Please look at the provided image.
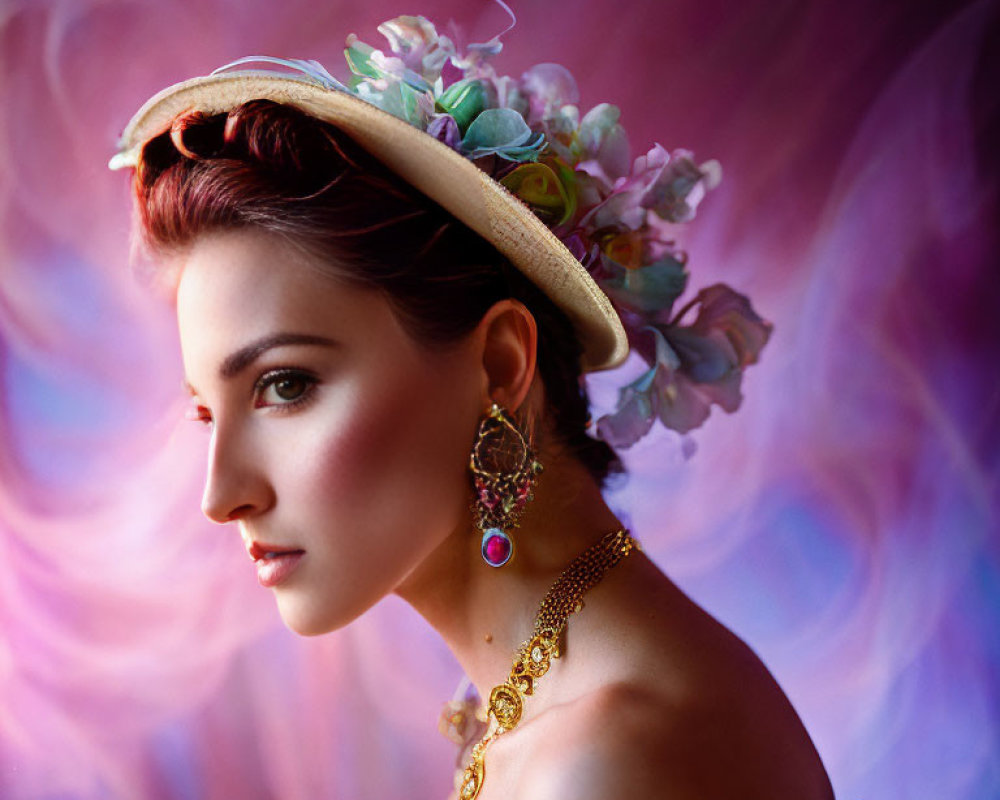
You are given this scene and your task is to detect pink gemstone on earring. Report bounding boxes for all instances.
[481,528,512,567]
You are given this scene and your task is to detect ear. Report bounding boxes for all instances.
[475,299,538,412]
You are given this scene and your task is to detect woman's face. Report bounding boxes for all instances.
[174,227,484,635]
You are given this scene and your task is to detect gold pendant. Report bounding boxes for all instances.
[453,530,637,800]
[488,683,524,730]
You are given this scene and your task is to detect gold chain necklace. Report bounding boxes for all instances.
[457,528,639,800]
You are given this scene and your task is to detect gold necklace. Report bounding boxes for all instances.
[457,528,639,800]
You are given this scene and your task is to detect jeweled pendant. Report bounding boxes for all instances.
[481,527,513,567]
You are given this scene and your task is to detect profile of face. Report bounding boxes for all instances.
[173,227,490,635]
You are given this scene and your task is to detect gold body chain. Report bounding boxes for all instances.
[457,528,639,799]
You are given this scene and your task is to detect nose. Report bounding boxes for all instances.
[200,422,274,523]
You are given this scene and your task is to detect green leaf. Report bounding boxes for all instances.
[436,79,488,133]
[463,108,531,149]
[460,108,545,161]
[344,40,382,80]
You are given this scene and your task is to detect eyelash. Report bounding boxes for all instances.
[252,368,319,412]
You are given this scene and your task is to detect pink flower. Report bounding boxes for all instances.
[519,63,580,126]
[376,15,455,82]
[596,285,773,444]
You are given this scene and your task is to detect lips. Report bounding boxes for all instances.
[246,541,306,588]
[248,541,305,562]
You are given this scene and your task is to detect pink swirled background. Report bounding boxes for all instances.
[2,0,998,797]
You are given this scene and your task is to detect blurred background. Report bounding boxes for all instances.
[1,0,998,797]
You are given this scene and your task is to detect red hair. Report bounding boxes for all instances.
[132,99,622,482]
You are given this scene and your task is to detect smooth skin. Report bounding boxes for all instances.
[174,227,834,800]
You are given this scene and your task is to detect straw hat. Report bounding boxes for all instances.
[109,70,629,372]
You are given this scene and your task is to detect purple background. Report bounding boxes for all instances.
[1,0,998,797]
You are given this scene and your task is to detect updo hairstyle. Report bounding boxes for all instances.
[132,99,622,485]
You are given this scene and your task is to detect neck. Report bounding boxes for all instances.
[392,447,624,703]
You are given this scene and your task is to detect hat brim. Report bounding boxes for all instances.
[109,71,628,372]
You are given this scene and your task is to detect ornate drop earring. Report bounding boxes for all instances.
[468,403,543,567]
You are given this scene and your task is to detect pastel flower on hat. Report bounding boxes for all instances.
[212,12,773,449]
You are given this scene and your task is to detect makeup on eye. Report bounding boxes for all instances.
[182,366,319,424]
[253,367,319,410]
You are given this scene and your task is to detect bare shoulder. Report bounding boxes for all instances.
[516,683,834,800]
[514,684,684,799]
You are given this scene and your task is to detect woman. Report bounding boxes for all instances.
[109,12,834,799]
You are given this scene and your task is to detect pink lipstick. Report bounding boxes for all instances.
[248,542,305,588]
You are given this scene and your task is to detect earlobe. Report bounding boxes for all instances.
[478,299,538,412]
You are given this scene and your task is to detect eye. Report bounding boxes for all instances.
[254,368,318,409]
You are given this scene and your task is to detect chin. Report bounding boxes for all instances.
[274,592,369,637]
[281,615,331,638]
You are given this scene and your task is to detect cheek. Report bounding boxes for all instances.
[294,363,477,552]
[264,354,480,635]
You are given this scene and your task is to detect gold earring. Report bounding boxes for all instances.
[468,403,543,567]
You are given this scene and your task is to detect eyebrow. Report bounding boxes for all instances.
[184,332,338,396]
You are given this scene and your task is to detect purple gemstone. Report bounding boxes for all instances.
[481,528,512,567]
